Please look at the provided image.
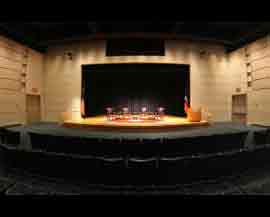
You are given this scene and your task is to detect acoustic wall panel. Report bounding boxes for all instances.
[252,56,270,71]
[253,78,270,90]
[0,36,44,126]
[253,67,270,80]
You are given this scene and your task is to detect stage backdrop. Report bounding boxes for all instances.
[82,63,190,117]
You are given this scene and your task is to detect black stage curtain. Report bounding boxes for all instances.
[82,64,190,117]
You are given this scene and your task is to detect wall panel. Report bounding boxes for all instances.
[43,40,230,122]
[0,35,44,126]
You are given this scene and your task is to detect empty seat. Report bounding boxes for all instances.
[141,138,162,157]
[31,152,99,182]
[183,155,209,183]
[249,144,270,168]
[59,136,85,155]
[162,137,199,157]
[215,132,248,151]
[99,138,122,157]
[254,130,268,146]
[46,135,68,153]
[127,157,158,185]
[29,133,48,151]
[267,129,270,144]
[158,156,190,185]
[196,151,240,180]
[121,139,142,157]
[96,157,126,185]
[78,137,100,156]
[45,135,98,156]
[0,128,20,147]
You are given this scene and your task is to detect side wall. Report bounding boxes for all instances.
[0,35,44,126]
[43,40,231,122]
[229,35,270,125]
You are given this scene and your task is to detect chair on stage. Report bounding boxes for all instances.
[122,107,130,120]
[106,107,113,121]
[157,107,165,120]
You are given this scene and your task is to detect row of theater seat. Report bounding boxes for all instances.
[29,132,248,158]
[0,128,20,148]
[3,144,270,185]
[1,128,270,185]
[253,128,270,146]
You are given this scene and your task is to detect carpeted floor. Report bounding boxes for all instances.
[2,165,270,195]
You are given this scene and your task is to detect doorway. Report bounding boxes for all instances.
[232,94,247,124]
[26,94,41,124]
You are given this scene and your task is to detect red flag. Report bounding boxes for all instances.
[184,96,189,113]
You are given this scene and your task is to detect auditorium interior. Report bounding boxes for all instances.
[1,21,270,195]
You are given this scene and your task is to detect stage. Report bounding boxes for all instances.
[63,115,209,132]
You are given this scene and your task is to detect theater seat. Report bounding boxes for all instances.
[254,130,268,146]
[141,138,162,157]
[0,128,20,147]
[46,135,68,154]
[96,157,126,186]
[203,133,245,155]
[267,129,270,144]
[249,144,270,169]
[162,137,199,157]
[127,157,158,185]
[29,133,48,151]
[121,139,142,157]
[99,138,122,157]
[196,152,239,180]
[79,137,101,156]
[158,156,190,185]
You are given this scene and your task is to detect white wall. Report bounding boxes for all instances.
[43,39,232,122]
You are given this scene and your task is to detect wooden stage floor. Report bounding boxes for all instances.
[63,115,209,131]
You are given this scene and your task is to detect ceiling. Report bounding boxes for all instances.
[0,21,270,53]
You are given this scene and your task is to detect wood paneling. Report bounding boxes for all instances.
[253,67,270,80]
[229,35,270,125]
[0,35,44,126]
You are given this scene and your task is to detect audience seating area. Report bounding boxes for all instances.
[28,132,248,158]
[0,125,270,186]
